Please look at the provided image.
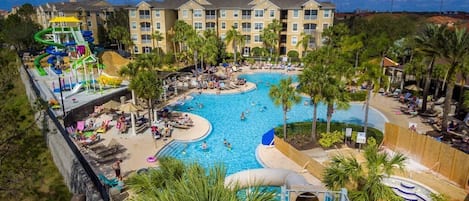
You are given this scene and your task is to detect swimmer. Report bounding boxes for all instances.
[304,100,309,106]
[227,143,232,150]
[245,109,250,114]
[187,106,194,111]
[223,139,228,146]
[201,141,208,150]
[198,103,204,108]
[240,112,245,120]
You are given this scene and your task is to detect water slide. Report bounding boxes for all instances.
[65,83,83,99]
[224,168,311,190]
[33,28,65,76]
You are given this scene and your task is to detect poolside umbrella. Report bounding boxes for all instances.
[119,102,141,135]
[405,84,422,91]
[102,100,120,111]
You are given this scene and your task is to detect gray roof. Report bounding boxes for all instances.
[269,0,308,9]
[39,0,119,12]
[201,0,253,9]
[145,0,188,9]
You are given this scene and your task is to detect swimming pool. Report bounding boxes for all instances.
[157,73,387,175]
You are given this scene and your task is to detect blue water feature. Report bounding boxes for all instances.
[158,73,387,175]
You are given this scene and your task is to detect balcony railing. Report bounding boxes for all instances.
[304,15,317,20]
[242,28,251,32]
[139,15,150,19]
[206,15,216,20]
[140,27,151,32]
[304,29,316,34]
[242,15,251,19]
[141,40,151,44]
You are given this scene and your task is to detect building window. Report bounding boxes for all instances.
[131,34,138,42]
[292,23,298,32]
[221,22,226,29]
[206,22,216,29]
[304,10,318,20]
[254,35,262,43]
[244,35,251,44]
[139,10,150,19]
[134,46,139,53]
[233,23,238,29]
[156,22,161,30]
[131,21,137,29]
[254,10,264,18]
[220,34,226,40]
[58,12,64,16]
[86,11,91,16]
[254,23,263,31]
[292,36,298,45]
[242,10,251,19]
[140,22,151,32]
[141,35,151,44]
[269,10,275,18]
[143,46,152,53]
[87,20,92,27]
[183,10,188,18]
[155,10,160,17]
[303,23,317,34]
[242,23,251,32]
[323,23,329,30]
[220,10,226,18]
[293,10,299,18]
[323,9,330,18]
[130,10,136,17]
[194,22,203,30]
[194,9,202,18]
[233,10,239,18]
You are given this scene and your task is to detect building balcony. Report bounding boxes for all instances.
[141,40,151,44]
[140,27,151,32]
[304,29,316,34]
[206,15,216,20]
[242,15,251,20]
[242,28,251,32]
[304,15,317,20]
[139,15,150,19]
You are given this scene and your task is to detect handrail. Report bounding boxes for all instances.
[21,64,109,201]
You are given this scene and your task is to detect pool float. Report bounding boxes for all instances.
[146,156,157,163]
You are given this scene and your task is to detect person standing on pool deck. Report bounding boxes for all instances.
[112,159,123,180]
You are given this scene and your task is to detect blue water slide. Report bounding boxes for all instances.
[64,41,76,46]
[46,46,68,56]
[81,30,95,43]
[47,55,63,75]
[47,55,56,65]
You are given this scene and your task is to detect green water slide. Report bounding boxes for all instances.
[33,53,49,76]
[34,28,64,48]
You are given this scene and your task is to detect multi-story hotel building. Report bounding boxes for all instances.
[129,0,335,56]
[35,0,125,44]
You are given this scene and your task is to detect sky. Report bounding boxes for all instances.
[2,0,469,12]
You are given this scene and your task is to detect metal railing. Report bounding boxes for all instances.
[22,65,109,201]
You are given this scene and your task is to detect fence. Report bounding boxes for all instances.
[383,123,469,188]
[274,136,325,180]
[21,65,109,201]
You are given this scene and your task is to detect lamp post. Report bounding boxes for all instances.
[58,76,66,116]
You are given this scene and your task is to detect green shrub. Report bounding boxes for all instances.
[367,136,376,146]
[318,131,344,148]
[348,91,367,101]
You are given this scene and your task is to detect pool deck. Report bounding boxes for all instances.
[82,66,466,200]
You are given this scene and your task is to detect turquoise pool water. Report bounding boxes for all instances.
[157,73,387,175]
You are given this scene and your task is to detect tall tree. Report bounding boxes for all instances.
[269,77,301,139]
[297,32,315,56]
[414,24,445,112]
[152,30,164,55]
[108,26,130,51]
[358,61,388,134]
[439,27,469,131]
[129,71,163,123]
[323,145,406,201]
[225,26,243,65]
[266,19,282,63]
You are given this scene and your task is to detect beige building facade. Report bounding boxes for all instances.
[129,0,334,56]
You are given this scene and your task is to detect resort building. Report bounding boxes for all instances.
[128,0,335,56]
[35,0,126,44]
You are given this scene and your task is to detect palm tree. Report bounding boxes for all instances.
[439,27,469,131]
[119,62,140,104]
[414,24,445,112]
[152,30,164,55]
[323,145,407,201]
[127,157,276,201]
[201,29,220,66]
[269,77,301,139]
[261,28,277,63]
[186,29,203,77]
[108,26,129,51]
[225,26,243,65]
[129,71,163,123]
[167,27,178,62]
[297,32,315,56]
[267,19,282,63]
[358,61,388,134]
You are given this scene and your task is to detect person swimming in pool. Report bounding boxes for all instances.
[227,143,232,150]
[240,112,245,120]
[223,139,228,146]
[202,141,208,150]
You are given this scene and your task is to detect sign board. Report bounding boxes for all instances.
[345,128,352,137]
[356,132,366,144]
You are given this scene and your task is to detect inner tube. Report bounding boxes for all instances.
[147,156,157,163]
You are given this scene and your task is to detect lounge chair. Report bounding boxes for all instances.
[98,173,123,191]
[96,120,110,133]
[76,121,85,132]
